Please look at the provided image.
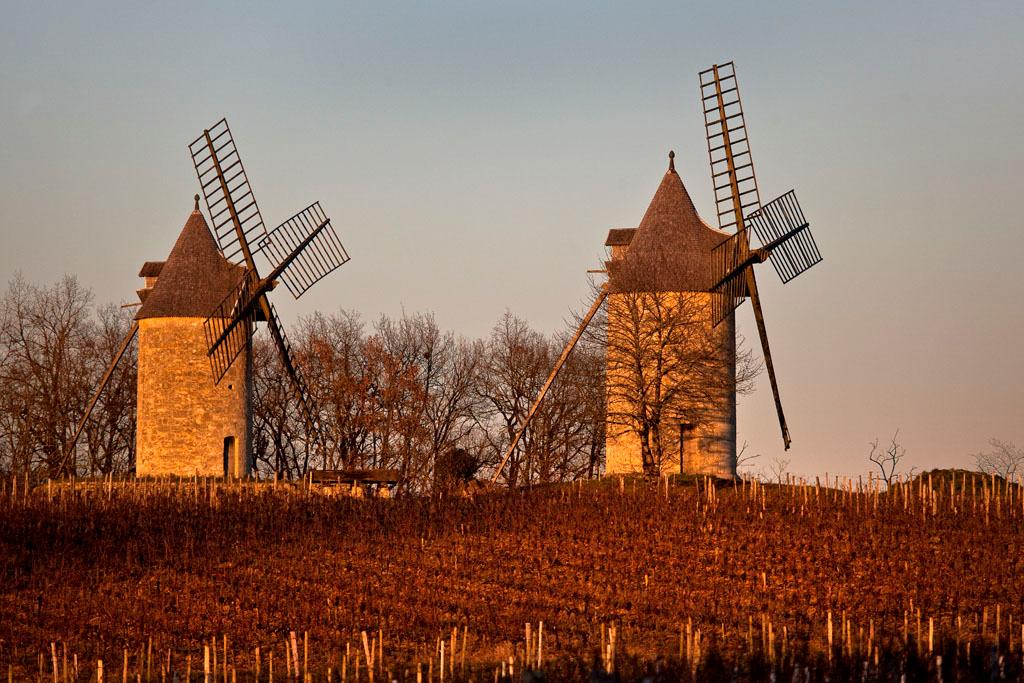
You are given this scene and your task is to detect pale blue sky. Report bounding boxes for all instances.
[2,1,1022,477]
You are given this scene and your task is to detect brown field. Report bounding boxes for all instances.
[1,474,1023,681]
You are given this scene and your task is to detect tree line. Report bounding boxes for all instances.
[12,274,1011,490]
[0,275,605,490]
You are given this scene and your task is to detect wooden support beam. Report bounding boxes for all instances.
[63,321,139,471]
[490,285,608,486]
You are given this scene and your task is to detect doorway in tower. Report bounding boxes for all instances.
[679,423,695,474]
[223,436,236,478]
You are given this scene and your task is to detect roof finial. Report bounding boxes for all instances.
[193,194,200,212]
[668,150,676,173]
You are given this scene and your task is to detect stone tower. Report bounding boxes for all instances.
[603,154,737,478]
[134,200,252,477]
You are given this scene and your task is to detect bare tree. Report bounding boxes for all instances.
[566,337,605,480]
[361,330,429,485]
[868,429,906,487]
[735,441,761,479]
[767,457,791,484]
[973,438,1023,479]
[421,335,484,473]
[476,311,549,486]
[0,275,98,477]
[252,333,304,478]
[519,335,603,484]
[299,310,375,474]
[80,303,137,475]
[475,311,605,486]
[279,310,485,492]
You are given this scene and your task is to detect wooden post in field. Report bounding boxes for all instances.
[460,626,467,673]
[290,633,299,680]
[827,611,833,661]
[203,646,210,683]
[537,621,543,670]
[360,631,373,683]
[524,623,531,668]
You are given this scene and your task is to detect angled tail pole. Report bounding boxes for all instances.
[490,286,608,486]
[64,321,139,470]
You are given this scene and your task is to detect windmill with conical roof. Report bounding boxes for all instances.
[131,199,257,476]
[601,151,740,476]
[489,61,821,483]
[69,119,349,477]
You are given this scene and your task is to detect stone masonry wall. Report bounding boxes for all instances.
[136,317,251,477]
[604,291,736,478]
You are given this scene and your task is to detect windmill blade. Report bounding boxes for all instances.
[744,268,792,450]
[710,228,750,327]
[257,202,350,299]
[700,61,762,232]
[189,118,267,265]
[747,190,822,284]
[64,321,139,468]
[264,301,324,453]
[204,269,261,384]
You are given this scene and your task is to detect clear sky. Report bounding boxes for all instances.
[2,1,1022,478]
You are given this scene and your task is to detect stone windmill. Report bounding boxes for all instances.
[490,61,821,483]
[70,119,349,477]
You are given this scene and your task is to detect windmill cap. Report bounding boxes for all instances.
[606,155,726,293]
[135,201,246,319]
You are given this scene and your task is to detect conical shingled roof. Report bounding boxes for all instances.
[608,157,728,293]
[136,206,246,320]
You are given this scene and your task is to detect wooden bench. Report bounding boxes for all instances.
[310,469,400,490]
